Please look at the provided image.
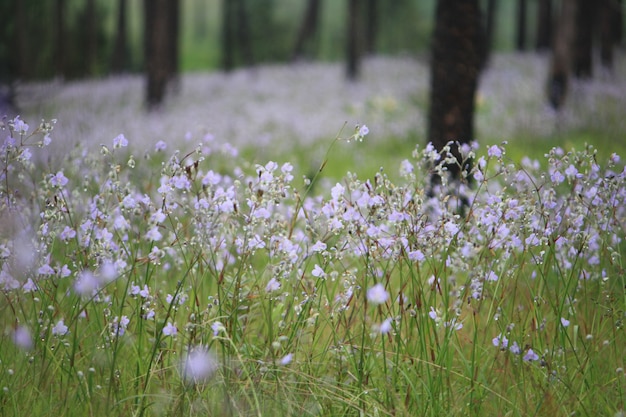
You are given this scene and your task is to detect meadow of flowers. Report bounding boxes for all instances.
[1,54,626,416]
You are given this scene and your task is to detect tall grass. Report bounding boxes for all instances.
[0,116,624,416]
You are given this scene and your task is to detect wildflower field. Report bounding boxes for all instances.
[1,54,626,416]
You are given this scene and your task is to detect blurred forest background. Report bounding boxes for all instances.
[0,1,622,80]
[0,0,624,167]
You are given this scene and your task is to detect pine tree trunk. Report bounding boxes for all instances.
[547,0,577,109]
[536,0,552,51]
[346,0,363,80]
[145,0,169,110]
[516,0,527,50]
[427,0,484,178]
[111,0,128,73]
[573,0,596,79]
[292,0,321,60]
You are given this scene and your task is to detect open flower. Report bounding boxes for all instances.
[366,283,389,305]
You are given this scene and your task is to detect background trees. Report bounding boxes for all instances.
[427,0,485,177]
[0,1,622,114]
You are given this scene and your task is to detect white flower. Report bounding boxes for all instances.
[52,320,69,336]
[280,353,293,365]
[311,264,326,278]
[366,283,389,305]
[163,322,178,337]
[265,277,281,293]
[379,318,393,334]
[181,346,218,383]
[50,171,69,187]
[113,134,128,148]
[13,326,33,350]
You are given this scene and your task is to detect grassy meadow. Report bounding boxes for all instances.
[1,53,626,416]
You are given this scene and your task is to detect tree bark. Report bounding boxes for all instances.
[573,0,596,79]
[346,0,363,80]
[427,0,485,178]
[85,0,98,76]
[55,0,67,77]
[111,0,129,74]
[364,0,378,54]
[482,0,497,67]
[144,0,169,110]
[516,0,527,50]
[292,0,321,60]
[535,0,552,51]
[547,0,577,109]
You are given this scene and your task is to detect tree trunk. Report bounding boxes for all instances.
[483,0,497,67]
[427,0,485,178]
[346,0,363,80]
[144,0,169,110]
[235,0,254,67]
[55,0,67,77]
[85,0,98,76]
[364,0,378,54]
[15,0,29,79]
[167,0,180,91]
[535,0,552,51]
[292,0,321,60]
[547,0,577,109]
[573,0,596,79]
[111,0,129,74]
[599,0,614,69]
[516,0,527,50]
[221,0,235,71]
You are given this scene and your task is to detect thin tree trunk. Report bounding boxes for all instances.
[111,0,128,73]
[235,0,254,67]
[346,0,363,80]
[483,0,497,66]
[573,0,595,79]
[428,0,485,179]
[599,0,614,70]
[167,0,181,91]
[221,0,235,71]
[364,0,378,54]
[536,0,552,51]
[85,0,98,76]
[145,0,169,110]
[547,0,577,109]
[55,0,66,77]
[516,0,527,50]
[292,0,321,60]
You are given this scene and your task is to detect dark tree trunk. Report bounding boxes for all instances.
[547,0,576,109]
[144,0,169,110]
[85,0,98,76]
[483,0,497,67]
[167,0,181,90]
[536,0,552,51]
[599,0,614,69]
[15,0,29,79]
[573,0,596,79]
[428,0,485,178]
[221,0,235,71]
[55,0,67,77]
[613,0,623,45]
[364,0,378,54]
[111,0,129,74]
[221,0,253,71]
[236,0,254,67]
[516,0,527,50]
[346,0,363,80]
[292,0,321,60]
